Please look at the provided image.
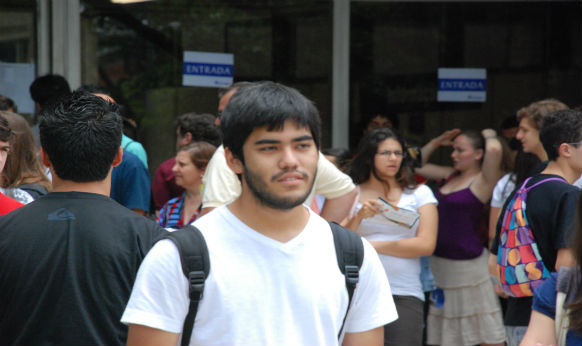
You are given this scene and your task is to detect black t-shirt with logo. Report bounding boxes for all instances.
[0,192,166,345]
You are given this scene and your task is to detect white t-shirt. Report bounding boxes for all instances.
[122,206,396,346]
[353,184,437,301]
[202,145,355,208]
[491,173,516,208]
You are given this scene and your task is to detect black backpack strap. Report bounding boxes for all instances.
[328,221,364,340]
[163,225,210,346]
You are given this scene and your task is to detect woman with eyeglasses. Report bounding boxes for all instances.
[415,128,506,346]
[343,127,438,346]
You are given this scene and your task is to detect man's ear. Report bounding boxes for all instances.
[112,146,123,167]
[39,147,51,168]
[183,132,193,145]
[558,142,573,159]
[224,147,243,174]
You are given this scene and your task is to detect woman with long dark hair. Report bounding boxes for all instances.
[343,128,438,346]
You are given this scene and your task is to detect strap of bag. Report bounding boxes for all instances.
[555,267,576,346]
[163,225,210,346]
[123,137,135,150]
[523,176,567,191]
[329,221,364,340]
[555,291,568,346]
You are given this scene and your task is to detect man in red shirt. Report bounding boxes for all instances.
[0,114,24,214]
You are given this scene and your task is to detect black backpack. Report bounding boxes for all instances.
[164,221,364,346]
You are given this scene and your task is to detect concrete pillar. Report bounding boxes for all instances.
[49,0,81,88]
[332,0,350,148]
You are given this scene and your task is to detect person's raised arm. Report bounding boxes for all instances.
[126,324,179,346]
[472,129,503,202]
[415,129,460,180]
[371,202,438,258]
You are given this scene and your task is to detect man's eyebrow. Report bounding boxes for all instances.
[254,139,280,145]
[253,135,313,145]
[293,135,314,142]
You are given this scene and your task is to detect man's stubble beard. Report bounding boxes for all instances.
[243,164,317,210]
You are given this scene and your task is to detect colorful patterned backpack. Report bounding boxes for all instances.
[496,176,567,297]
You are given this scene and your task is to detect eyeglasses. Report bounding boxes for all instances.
[566,141,582,147]
[376,150,404,158]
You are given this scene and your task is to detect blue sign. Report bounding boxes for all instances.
[183,63,233,77]
[183,51,234,88]
[437,68,487,102]
[438,79,486,92]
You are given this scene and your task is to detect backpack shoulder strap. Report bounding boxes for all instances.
[525,176,567,191]
[555,267,575,346]
[163,225,210,346]
[328,221,364,339]
[123,137,136,150]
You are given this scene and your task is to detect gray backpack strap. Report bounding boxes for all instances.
[163,225,210,346]
[329,221,364,340]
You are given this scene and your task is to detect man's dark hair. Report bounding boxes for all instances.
[321,147,351,170]
[29,74,71,110]
[500,115,518,130]
[0,114,13,143]
[221,81,321,162]
[76,84,110,96]
[539,109,582,161]
[0,95,17,112]
[176,112,221,147]
[39,91,122,182]
[217,81,254,100]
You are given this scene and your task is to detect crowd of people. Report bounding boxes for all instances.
[0,75,580,346]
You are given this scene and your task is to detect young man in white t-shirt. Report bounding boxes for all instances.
[121,81,397,346]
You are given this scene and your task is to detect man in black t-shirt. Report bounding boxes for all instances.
[0,92,166,346]
[489,109,582,346]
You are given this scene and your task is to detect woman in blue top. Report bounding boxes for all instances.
[158,142,216,228]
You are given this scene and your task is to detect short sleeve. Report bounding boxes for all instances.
[121,239,190,333]
[312,154,355,199]
[531,272,558,319]
[125,141,149,169]
[201,146,242,208]
[110,151,151,212]
[491,174,513,208]
[414,184,438,208]
[343,239,398,334]
[553,188,579,249]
